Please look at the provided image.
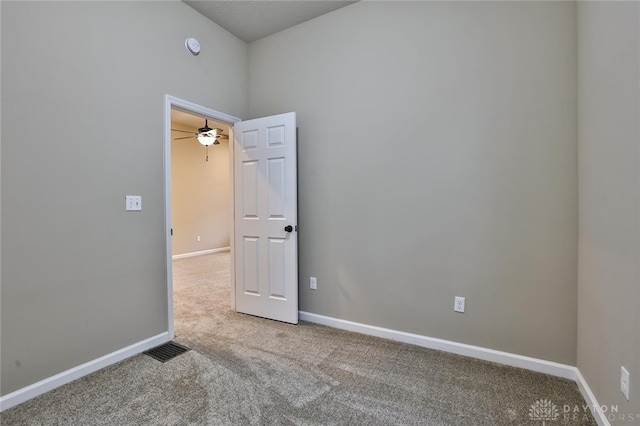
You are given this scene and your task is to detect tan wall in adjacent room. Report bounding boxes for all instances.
[171,121,230,256]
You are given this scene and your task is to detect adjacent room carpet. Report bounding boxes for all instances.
[1,252,596,425]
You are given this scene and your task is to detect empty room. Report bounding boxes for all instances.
[1,1,639,425]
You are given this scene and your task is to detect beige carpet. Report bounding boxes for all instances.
[1,252,596,425]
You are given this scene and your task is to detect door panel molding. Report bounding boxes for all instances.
[233,112,298,324]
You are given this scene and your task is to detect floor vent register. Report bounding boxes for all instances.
[144,341,190,363]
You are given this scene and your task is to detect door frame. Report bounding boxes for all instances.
[163,95,241,338]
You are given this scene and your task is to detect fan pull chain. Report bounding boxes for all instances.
[206,145,209,162]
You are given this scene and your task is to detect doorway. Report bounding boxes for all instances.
[170,110,230,259]
[164,95,241,338]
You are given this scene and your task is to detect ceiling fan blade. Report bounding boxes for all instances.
[174,136,195,140]
[171,129,194,134]
[211,128,225,134]
[218,135,229,139]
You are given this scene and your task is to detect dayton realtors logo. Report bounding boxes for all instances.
[529,399,560,425]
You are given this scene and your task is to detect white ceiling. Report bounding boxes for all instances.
[183,0,358,43]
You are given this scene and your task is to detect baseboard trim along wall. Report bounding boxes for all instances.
[575,369,610,426]
[298,311,610,426]
[0,312,609,426]
[0,332,169,412]
[171,247,230,260]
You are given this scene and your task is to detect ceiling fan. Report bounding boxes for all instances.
[172,119,228,162]
[171,119,228,146]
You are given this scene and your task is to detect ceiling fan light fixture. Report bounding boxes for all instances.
[197,134,215,146]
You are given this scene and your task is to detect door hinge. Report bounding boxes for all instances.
[171,228,173,236]
[295,225,299,232]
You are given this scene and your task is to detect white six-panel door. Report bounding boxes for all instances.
[233,112,298,324]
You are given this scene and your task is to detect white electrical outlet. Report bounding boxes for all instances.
[196,236,201,242]
[454,296,465,313]
[621,366,630,400]
[310,277,317,290]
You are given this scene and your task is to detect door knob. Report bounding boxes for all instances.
[284,225,293,232]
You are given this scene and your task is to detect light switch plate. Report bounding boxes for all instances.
[125,195,142,211]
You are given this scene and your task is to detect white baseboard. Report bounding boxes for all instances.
[299,311,576,379]
[575,369,611,426]
[172,247,230,260]
[1,311,608,425]
[0,332,169,412]
[299,311,610,425]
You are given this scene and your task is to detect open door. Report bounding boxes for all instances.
[233,112,298,324]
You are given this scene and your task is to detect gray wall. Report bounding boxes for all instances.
[249,1,578,364]
[1,1,247,395]
[577,1,640,421]
[8,0,637,409]
[171,121,231,256]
